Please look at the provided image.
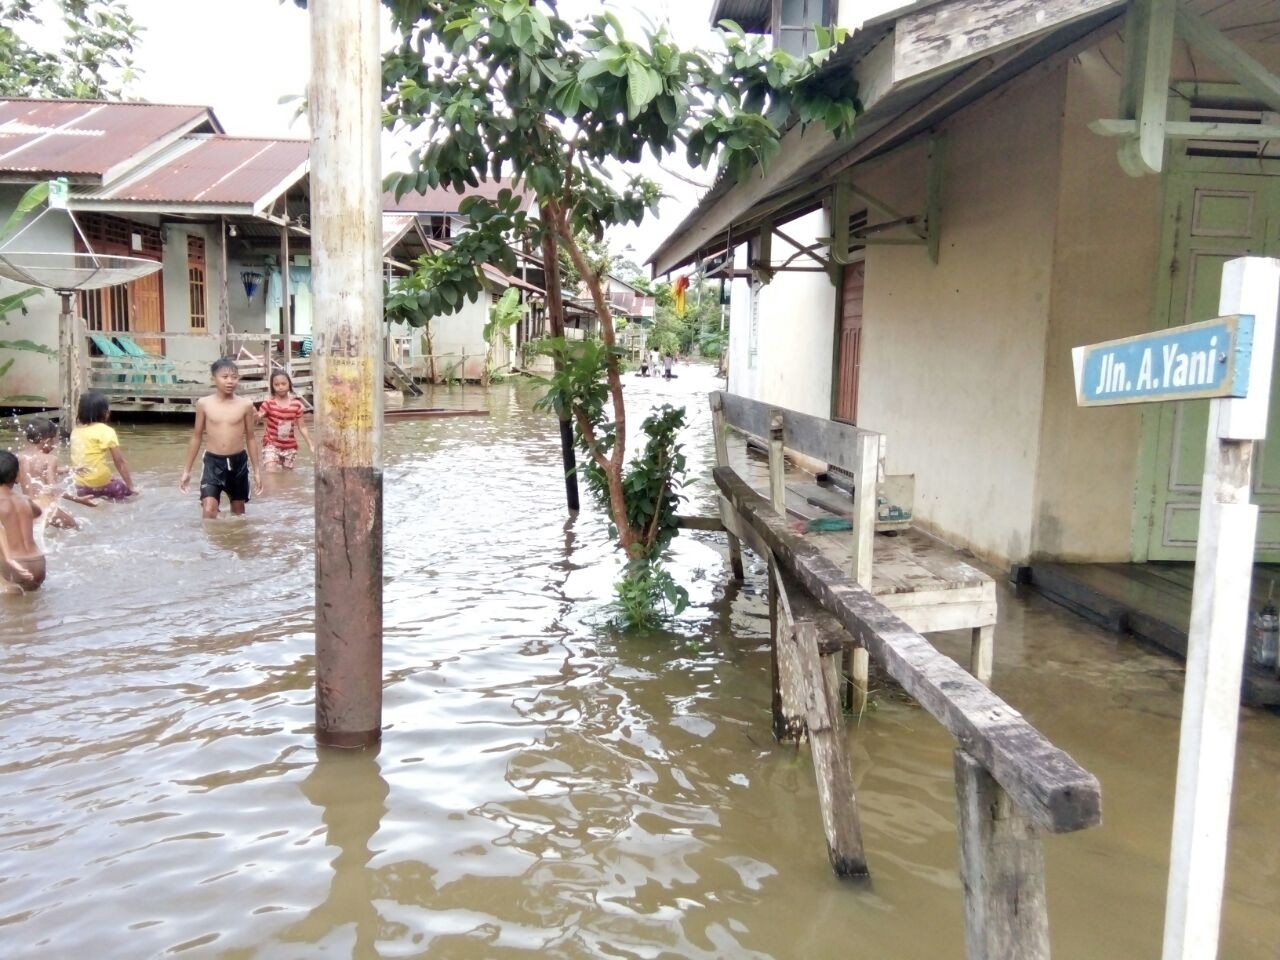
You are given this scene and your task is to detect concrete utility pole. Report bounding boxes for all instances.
[309,0,383,748]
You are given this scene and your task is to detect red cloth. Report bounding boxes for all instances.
[260,397,304,450]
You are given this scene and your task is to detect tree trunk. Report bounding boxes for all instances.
[539,212,580,513]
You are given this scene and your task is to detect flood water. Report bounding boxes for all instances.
[1,364,1277,958]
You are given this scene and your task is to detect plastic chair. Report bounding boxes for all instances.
[115,335,178,384]
[87,333,134,386]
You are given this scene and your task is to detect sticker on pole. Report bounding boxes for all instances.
[1073,314,1253,406]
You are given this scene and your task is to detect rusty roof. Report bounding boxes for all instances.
[70,135,309,214]
[383,177,534,214]
[0,98,219,184]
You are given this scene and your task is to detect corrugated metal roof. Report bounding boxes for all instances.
[382,213,418,253]
[383,178,534,214]
[71,135,309,213]
[0,99,218,183]
[711,0,770,32]
[424,237,544,294]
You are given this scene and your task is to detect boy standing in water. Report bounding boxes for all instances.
[0,450,44,592]
[178,358,263,518]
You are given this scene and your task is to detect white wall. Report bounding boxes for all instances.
[429,295,491,381]
[725,209,837,419]
[160,222,222,371]
[856,61,1066,565]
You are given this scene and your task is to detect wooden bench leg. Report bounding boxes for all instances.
[850,646,870,717]
[799,621,868,877]
[954,749,1049,960]
[727,529,745,581]
[971,624,994,686]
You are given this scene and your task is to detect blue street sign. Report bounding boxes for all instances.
[1073,314,1254,407]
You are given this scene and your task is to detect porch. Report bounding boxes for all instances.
[87,330,313,414]
[1023,561,1280,707]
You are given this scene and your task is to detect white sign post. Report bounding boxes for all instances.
[1161,257,1278,960]
[1074,257,1280,960]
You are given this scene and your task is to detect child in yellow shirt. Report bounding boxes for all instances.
[70,391,135,500]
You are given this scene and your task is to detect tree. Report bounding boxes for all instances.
[0,1,142,99]
[382,1,857,617]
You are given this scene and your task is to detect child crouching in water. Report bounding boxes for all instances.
[0,450,44,592]
[18,416,94,528]
[70,391,134,499]
[257,371,311,472]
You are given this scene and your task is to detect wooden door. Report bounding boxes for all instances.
[128,271,165,355]
[1147,172,1280,559]
[834,260,864,424]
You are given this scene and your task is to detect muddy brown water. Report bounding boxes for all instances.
[1,365,1277,958]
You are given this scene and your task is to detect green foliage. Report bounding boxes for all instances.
[614,558,689,631]
[0,183,57,401]
[482,286,526,345]
[381,0,859,319]
[650,278,724,356]
[0,1,141,99]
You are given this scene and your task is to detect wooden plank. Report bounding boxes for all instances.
[710,393,745,581]
[773,560,868,877]
[1117,0,1176,176]
[851,431,879,589]
[799,618,869,877]
[674,514,726,531]
[893,0,1122,85]
[1091,118,1280,140]
[955,749,1050,960]
[715,390,880,475]
[768,411,786,516]
[716,466,1102,834]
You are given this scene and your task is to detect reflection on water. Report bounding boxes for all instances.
[1,365,1277,958]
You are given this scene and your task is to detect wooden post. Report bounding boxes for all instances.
[539,218,579,512]
[850,646,869,716]
[850,431,878,587]
[710,392,744,580]
[279,212,292,375]
[771,556,868,876]
[768,411,786,516]
[57,291,80,432]
[971,625,994,685]
[1162,257,1279,960]
[955,749,1050,960]
[310,0,383,749]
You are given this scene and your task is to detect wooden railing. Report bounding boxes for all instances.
[708,390,1100,958]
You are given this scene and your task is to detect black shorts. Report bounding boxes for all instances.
[200,450,251,503]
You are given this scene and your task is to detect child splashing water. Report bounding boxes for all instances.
[17,416,93,529]
[70,392,135,500]
[256,371,311,472]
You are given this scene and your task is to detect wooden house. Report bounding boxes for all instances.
[651,0,1280,576]
[0,98,312,411]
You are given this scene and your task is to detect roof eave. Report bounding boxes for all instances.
[649,0,1127,276]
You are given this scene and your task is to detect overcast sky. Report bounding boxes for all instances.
[124,0,723,266]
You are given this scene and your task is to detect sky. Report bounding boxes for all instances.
[122,0,724,267]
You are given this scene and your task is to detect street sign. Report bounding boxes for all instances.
[1072,314,1253,407]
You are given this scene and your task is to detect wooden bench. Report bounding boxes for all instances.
[710,390,997,683]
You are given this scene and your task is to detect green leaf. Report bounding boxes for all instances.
[1,181,49,241]
[0,338,56,356]
[626,58,654,117]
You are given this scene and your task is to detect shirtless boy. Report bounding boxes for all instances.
[0,450,44,592]
[178,358,263,517]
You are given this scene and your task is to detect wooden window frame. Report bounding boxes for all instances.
[187,234,207,330]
